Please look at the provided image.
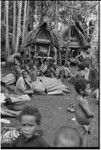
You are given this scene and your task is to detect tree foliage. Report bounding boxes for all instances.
[1,1,99,57]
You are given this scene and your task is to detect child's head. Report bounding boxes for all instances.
[22,70,28,79]
[74,79,88,96]
[43,59,47,65]
[65,62,70,68]
[78,63,85,71]
[54,126,82,147]
[18,105,41,139]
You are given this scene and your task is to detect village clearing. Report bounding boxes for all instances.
[1,66,99,147]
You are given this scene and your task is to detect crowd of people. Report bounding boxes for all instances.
[1,47,99,148]
[5,51,72,95]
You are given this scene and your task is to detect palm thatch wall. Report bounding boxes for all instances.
[62,21,91,50]
[23,22,60,50]
[22,22,60,63]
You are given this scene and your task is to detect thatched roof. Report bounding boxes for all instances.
[62,21,91,50]
[23,22,60,50]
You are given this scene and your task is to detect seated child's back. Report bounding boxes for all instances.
[54,126,82,147]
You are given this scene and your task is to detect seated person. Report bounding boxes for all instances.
[16,70,32,93]
[89,65,99,101]
[75,64,90,82]
[76,49,91,66]
[60,62,72,78]
[11,56,22,81]
[29,66,38,82]
[52,63,60,79]
[40,59,48,75]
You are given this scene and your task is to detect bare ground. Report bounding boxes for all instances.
[1,66,99,148]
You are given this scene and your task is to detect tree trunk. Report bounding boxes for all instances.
[39,2,44,26]
[12,1,16,53]
[66,2,72,63]
[15,1,22,53]
[55,1,58,30]
[26,0,29,35]
[34,0,38,29]
[0,1,1,55]
[22,1,27,45]
[5,1,9,58]
[35,1,37,18]
[90,3,99,69]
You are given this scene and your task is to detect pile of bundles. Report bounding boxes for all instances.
[1,127,20,145]
[1,52,71,116]
[35,76,71,95]
[0,93,30,117]
[1,73,71,96]
[1,52,71,95]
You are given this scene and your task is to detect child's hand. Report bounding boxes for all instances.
[90,113,94,118]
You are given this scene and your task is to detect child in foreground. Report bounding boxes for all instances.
[54,126,82,147]
[3,105,49,148]
[74,79,94,133]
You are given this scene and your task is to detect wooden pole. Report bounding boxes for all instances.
[22,1,27,44]
[48,46,50,57]
[5,1,10,57]
[55,1,58,30]
[26,0,29,35]
[0,1,1,55]
[65,6,71,63]
[12,1,16,53]
[35,44,36,55]
[15,1,22,53]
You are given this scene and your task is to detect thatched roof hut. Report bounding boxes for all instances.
[62,21,91,50]
[23,22,60,51]
[22,22,60,63]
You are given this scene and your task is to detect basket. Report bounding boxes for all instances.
[5,101,26,111]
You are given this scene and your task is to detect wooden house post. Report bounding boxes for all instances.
[35,44,36,55]
[48,45,50,57]
[54,47,57,64]
[66,1,73,63]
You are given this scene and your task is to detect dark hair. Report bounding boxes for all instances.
[78,63,85,71]
[74,79,87,94]
[43,59,47,63]
[18,105,41,125]
[20,51,24,56]
[54,126,82,147]
[14,55,22,65]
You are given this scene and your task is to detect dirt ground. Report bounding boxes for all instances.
[1,66,99,148]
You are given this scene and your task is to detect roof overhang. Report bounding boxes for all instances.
[36,38,51,44]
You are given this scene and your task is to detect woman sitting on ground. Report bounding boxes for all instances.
[16,70,32,94]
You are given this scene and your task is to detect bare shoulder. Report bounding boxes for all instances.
[76,95,87,104]
[76,95,83,101]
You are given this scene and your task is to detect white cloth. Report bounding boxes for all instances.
[2,73,16,85]
[31,81,45,93]
[16,76,27,92]
[37,76,70,94]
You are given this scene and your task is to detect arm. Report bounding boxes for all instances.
[75,55,81,65]
[79,99,93,117]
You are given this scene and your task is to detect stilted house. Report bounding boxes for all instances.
[62,21,91,61]
[22,22,60,64]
